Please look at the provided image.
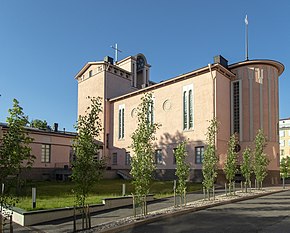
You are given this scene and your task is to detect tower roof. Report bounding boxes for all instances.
[229,59,284,76]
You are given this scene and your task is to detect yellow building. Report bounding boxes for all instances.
[279,118,290,161]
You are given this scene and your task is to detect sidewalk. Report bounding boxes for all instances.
[11,186,285,233]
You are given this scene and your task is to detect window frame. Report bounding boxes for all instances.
[195,146,204,164]
[125,152,131,165]
[183,84,194,130]
[155,149,163,165]
[112,152,118,165]
[41,144,51,163]
[118,104,125,139]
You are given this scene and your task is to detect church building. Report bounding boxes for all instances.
[75,53,284,184]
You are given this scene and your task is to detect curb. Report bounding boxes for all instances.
[98,189,287,233]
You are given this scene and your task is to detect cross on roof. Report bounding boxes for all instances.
[110,43,122,63]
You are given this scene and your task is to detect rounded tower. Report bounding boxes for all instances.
[229,60,284,183]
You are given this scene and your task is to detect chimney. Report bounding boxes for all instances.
[214,55,228,68]
[54,123,58,132]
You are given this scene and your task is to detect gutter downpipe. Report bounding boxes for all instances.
[208,64,217,149]
[103,62,108,161]
[208,64,216,119]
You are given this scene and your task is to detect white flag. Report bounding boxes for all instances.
[245,15,248,25]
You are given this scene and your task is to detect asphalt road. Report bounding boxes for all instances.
[119,190,290,233]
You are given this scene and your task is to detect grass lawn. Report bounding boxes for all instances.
[15,179,202,211]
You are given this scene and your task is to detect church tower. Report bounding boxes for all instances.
[75,53,151,158]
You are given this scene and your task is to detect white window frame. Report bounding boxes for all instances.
[118,104,125,139]
[183,84,194,130]
[280,140,285,147]
[155,149,163,165]
[280,130,285,137]
[41,144,51,163]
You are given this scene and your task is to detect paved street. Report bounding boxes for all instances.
[119,190,290,233]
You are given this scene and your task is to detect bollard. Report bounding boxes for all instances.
[173,180,177,207]
[32,187,36,209]
[122,184,126,196]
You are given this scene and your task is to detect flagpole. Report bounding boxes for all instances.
[245,15,249,60]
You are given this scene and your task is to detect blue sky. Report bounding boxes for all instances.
[0,0,289,131]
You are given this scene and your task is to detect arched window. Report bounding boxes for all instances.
[183,91,188,130]
[189,90,193,129]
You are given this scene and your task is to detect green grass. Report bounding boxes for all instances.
[15,179,202,211]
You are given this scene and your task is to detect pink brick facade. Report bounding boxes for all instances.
[76,55,284,184]
[0,123,76,180]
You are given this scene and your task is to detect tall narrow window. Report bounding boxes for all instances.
[189,90,193,129]
[122,108,124,138]
[173,148,177,164]
[41,144,51,163]
[155,149,163,165]
[195,146,204,164]
[183,91,188,129]
[112,153,118,165]
[118,104,125,139]
[125,152,131,165]
[233,81,240,134]
[147,98,154,125]
[183,85,194,130]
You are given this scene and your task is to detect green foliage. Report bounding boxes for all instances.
[202,118,219,192]
[30,119,49,130]
[241,147,252,191]
[71,96,105,207]
[0,99,34,209]
[175,141,190,195]
[224,134,238,192]
[280,156,290,179]
[252,129,269,188]
[130,92,160,207]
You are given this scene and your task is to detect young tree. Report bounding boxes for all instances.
[71,96,105,209]
[241,147,252,192]
[175,141,190,206]
[202,118,219,200]
[280,156,290,189]
[0,99,34,210]
[252,129,269,189]
[130,92,160,216]
[224,134,238,195]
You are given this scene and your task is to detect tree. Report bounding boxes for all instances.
[224,134,238,195]
[0,99,34,210]
[175,141,190,206]
[241,147,252,192]
[130,92,160,216]
[71,96,105,209]
[280,156,290,189]
[30,119,49,130]
[252,129,269,189]
[202,118,219,200]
